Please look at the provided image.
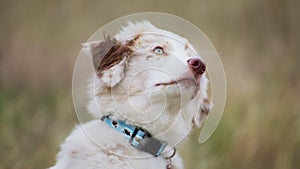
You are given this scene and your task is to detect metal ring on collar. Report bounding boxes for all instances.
[165,147,177,160]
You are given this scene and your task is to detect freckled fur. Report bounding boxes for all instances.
[51,21,212,169]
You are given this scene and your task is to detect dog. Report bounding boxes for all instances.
[50,21,212,169]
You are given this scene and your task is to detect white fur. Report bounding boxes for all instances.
[50,21,212,169]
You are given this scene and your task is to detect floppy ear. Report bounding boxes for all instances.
[192,76,213,127]
[193,97,213,127]
[82,36,132,87]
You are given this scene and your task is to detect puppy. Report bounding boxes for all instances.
[50,21,212,169]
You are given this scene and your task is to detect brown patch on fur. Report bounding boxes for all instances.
[126,34,141,47]
[90,35,116,70]
[185,43,189,50]
[146,55,153,60]
[70,150,78,158]
[96,86,112,96]
[90,34,141,77]
[96,37,130,72]
[201,98,211,116]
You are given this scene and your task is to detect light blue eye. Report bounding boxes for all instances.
[153,46,164,55]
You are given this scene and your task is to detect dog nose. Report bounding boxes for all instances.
[187,58,206,75]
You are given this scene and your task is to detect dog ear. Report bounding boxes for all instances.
[193,97,213,127]
[82,36,132,87]
[192,75,213,127]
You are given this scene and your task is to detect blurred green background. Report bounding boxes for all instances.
[0,0,299,169]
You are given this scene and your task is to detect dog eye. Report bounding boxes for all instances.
[153,46,164,55]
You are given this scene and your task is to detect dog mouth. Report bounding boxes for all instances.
[154,78,197,86]
[155,78,200,99]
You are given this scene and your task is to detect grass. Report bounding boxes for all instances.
[0,88,75,168]
[1,78,298,169]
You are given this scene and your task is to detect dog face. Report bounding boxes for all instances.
[84,21,211,126]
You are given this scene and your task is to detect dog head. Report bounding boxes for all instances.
[83,21,212,127]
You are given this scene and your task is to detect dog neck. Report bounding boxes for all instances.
[101,114,168,157]
[94,99,194,149]
[88,79,197,147]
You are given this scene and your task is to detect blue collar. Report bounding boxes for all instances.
[101,115,167,157]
